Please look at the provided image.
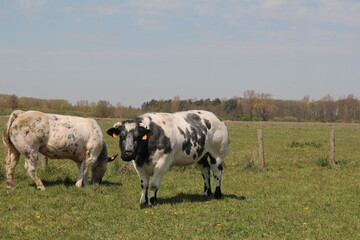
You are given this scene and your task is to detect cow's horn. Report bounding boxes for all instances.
[139,123,149,129]
[113,122,122,128]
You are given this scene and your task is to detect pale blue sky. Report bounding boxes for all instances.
[1,0,360,107]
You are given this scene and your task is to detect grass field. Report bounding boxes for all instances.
[0,116,359,239]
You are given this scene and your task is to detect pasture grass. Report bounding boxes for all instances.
[0,116,360,239]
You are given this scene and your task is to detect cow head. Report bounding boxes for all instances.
[107,121,150,162]
[91,143,118,184]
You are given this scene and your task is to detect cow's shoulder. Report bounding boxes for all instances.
[136,114,172,156]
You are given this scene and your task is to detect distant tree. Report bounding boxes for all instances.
[243,90,256,120]
[321,95,336,122]
[211,98,221,106]
[223,99,242,120]
[95,100,112,118]
[253,93,276,121]
[7,94,19,109]
[170,96,180,112]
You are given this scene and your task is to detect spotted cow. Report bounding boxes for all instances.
[107,110,229,206]
[3,110,116,190]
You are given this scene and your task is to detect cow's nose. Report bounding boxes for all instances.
[121,150,135,161]
[124,150,133,157]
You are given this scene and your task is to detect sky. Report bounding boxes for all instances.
[1,0,360,107]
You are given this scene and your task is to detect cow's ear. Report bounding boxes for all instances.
[108,154,118,162]
[138,122,151,139]
[107,127,121,138]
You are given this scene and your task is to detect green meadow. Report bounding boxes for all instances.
[0,117,359,239]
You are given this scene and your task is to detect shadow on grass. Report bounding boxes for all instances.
[36,178,122,188]
[156,193,246,205]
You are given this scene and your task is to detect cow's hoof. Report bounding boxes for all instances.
[205,188,212,196]
[140,203,151,209]
[37,186,45,191]
[214,186,222,199]
[7,185,14,190]
[214,194,222,199]
[75,181,83,188]
[149,197,157,206]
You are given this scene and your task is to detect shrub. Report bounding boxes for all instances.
[316,156,329,167]
[243,154,256,170]
[287,140,322,148]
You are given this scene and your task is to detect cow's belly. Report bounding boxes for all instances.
[171,151,200,166]
[40,139,84,161]
[39,146,79,160]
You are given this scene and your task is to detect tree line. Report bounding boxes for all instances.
[1,91,360,122]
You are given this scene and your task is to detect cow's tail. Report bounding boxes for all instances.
[2,110,23,148]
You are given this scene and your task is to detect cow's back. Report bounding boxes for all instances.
[138,110,229,166]
[9,111,104,161]
[44,114,104,160]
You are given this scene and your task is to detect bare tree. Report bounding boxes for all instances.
[253,93,276,121]
[95,100,112,118]
[7,94,19,109]
[170,96,180,113]
[244,90,256,120]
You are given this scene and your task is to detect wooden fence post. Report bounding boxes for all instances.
[329,130,336,167]
[257,129,265,169]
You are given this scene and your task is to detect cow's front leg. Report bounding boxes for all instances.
[140,177,149,205]
[133,162,150,205]
[76,157,94,187]
[148,154,172,206]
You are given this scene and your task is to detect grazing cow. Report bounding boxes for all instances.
[107,110,229,206]
[3,110,116,190]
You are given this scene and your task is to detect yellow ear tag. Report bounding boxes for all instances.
[142,134,148,140]
[112,134,119,138]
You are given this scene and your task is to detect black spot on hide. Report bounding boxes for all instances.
[147,121,172,154]
[179,113,208,156]
[197,154,210,169]
[130,118,172,168]
[218,164,223,171]
[209,154,216,164]
[204,119,211,130]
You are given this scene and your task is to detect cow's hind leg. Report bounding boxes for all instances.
[24,151,45,190]
[5,146,20,189]
[209,154,223,199]
[196,154,212,196]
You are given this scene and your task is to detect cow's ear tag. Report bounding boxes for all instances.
[112,133,119,138]
[108,154,118,162]
[142,134,148,140]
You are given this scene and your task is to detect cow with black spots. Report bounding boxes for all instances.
[107,110,229,206]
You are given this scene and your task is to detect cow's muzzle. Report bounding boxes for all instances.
[121,150,135,162]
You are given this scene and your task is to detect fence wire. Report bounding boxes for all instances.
[227,122,360,168]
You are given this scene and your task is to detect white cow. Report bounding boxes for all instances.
[3,110,116,190]
[107,110,229,206]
